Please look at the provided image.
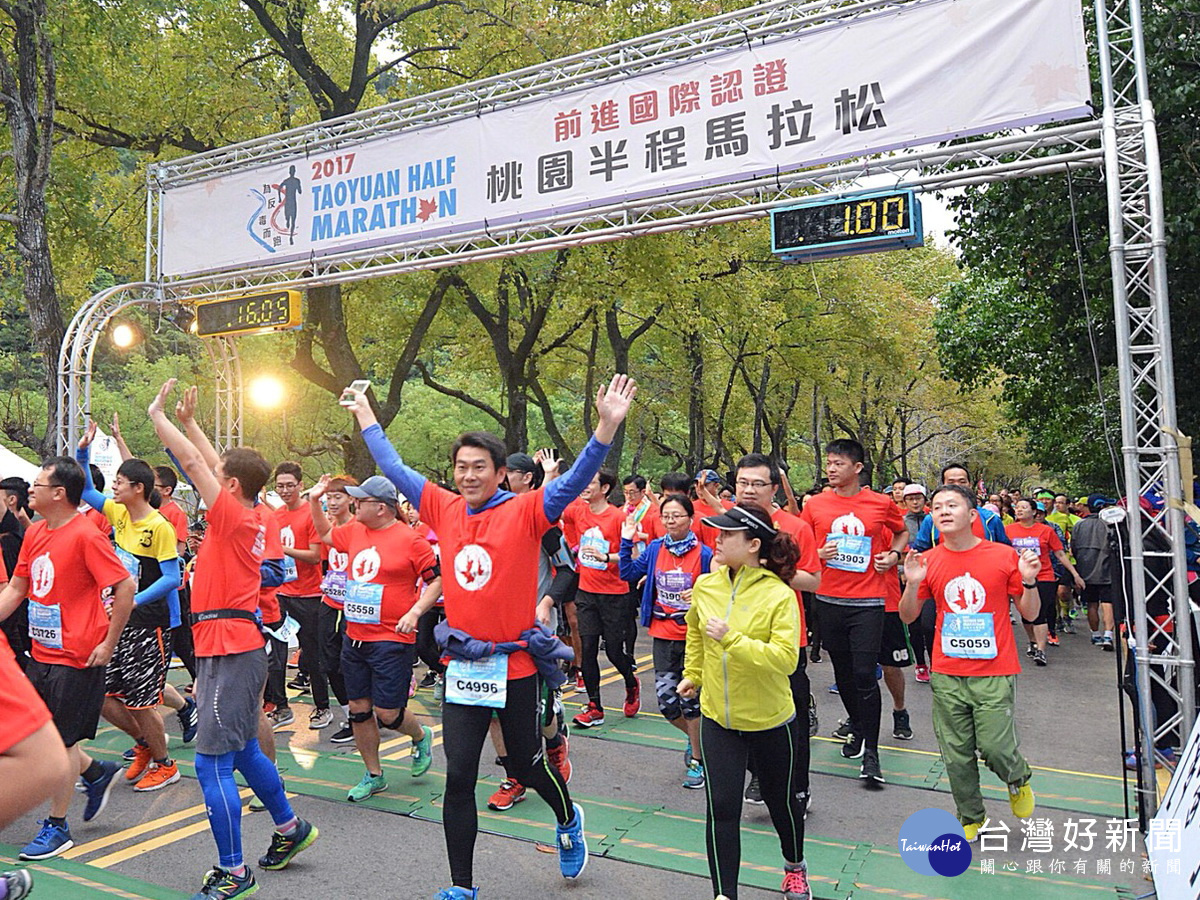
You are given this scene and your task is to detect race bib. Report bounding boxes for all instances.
[281,556,298,584]
[1010,536,1040,554]
[445,654,508,708]
[826,532,872,573]
[28,600,64,650]
[343,580,384,625]
[320,570,347,605]
[263,614,300,643]
[579,529,610,571]
[115,546,141,580]
[941,612,998,659]
[654,569,693,619]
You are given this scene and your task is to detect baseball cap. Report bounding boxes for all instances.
[694,469,722,484]
[700,505,778,542]
[505,452,538,474]
[902,483,927,498]
[346,475,399,506]
[1087,494,1114,511]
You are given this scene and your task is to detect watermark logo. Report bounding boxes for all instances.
[898,808,972,877]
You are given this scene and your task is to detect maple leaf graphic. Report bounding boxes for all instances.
[417,197,438,222]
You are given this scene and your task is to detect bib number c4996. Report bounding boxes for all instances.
[445,655,508,708]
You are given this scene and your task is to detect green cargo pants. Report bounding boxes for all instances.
[930,672,1032,825]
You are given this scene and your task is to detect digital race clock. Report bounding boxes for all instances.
[194,290,303,338]
[771,189,924,263]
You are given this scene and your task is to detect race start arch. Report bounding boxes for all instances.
[57,0,1193,823]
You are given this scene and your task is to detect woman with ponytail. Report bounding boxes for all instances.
[678,502,810,900]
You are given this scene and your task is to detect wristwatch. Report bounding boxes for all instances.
[1022,582,1037,589]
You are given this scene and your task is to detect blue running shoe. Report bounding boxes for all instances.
[433,889,478,899]
[20,819,73,860]
[1,869,34,900]
[556,802,587,879]
[179,696,199,743]
[82,760,120,822]
[122,745,137,761]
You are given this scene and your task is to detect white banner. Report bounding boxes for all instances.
[1150,712,1200,898]
[160,0,1090,278]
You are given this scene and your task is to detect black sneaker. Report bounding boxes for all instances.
[191,867,256,899]
[1026,642,1037,659]
[808,694,819,738]
[1033,649,1048,667]
[831,719,855,740]
[841,731,865,760]
[860,749,885,785]
[418,670,437,689]
[744,775,764,805]
[287,674,310,692]
[892,710,913,741]
[330,723,355,743]
[258,818,318,870]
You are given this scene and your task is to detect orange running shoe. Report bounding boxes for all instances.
[125,744,153,782]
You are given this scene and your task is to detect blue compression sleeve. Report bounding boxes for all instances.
[194,751,244,869]
[134,559,179,607]
[543,435,612,522]
[361,423,428,511]
[75,446,108,512]
[234,738,294,827]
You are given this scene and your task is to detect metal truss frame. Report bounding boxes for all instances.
[59,0,1189,824]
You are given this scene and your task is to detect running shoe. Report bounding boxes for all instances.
[556,802,588,879]
[1061,621,1076,635]
[1125,748,1175,770]
[19,819,73,860]
[963,821,983,843]
[574,673,586,694]
[309,708,334,729]
[1033,649,1048,667]
[623,680,641,717]
[257,818,318,870]
[287,673,310,692]
[860,749,885,785]
[684,741,693,768]
[419,670,438,688]
[178,696,199,743]
[913,664,931,684]
[412,725,434,777]
[330,723,355,743]
[831,719,855,740]
[434,887,478,899]
[683,759,705,790]
[892,710,913,741]
[189,866,257,900]
[782,861,811,900]
[841,732,865,760]
[134,761,181,792]
[1008,782,1035,818]
[1,869,33,900]
[268,707,295,730]
[1091,633,1104,645]
[82,760,121,821]
[547,733,572,784]
[808,693,818,737]
[744,775,764,804]
[487,779,526,810]
[347,771,387,802]
[433,674,446,704]
[126,743,153,782]
[1026,642,1037,658]
[827,683,839,694]
[122,745,137,761]
[1102,634,1115,651]
[809,647,821,663]
[572,702,605,728]
[1047,634,1060,647]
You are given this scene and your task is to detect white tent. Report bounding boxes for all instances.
[0,441,41,484]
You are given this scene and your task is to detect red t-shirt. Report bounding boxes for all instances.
[884,567,902,613]
[159,499,189,546]
[257,509,284,624]
[330,521,438,644]
[1005,522,1061,582]
[562,502,628,594]
[275,505,323,596]
[15,514,130,668]
[83,506,112,537]
[191,490,268,658]
[0,630,52,754]
[419,484,552,678]
[648,541,706,641]
[801,489,905,599]
[917,540,1025,676]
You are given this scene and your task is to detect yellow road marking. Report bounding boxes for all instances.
[26,865,151,900]
[61,798,215,858]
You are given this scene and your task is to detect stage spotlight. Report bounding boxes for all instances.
[111,322,142,349]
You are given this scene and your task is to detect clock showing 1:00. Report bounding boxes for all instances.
[194,290,303,338]
[771,189,924,263]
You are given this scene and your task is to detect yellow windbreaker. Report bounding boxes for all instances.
[683,563,799,732]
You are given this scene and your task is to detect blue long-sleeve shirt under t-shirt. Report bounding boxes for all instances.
[912,506,1012,552]
[361,423,611,521]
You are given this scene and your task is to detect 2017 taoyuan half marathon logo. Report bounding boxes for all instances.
[899,809,973,877]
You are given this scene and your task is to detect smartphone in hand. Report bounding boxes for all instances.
[339,379,371,407]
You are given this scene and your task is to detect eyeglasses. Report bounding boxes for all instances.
[31,481,60,490]
[660,513,690,521]
[735,479,771,490]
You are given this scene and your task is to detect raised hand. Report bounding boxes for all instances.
[79,419,97,450]
[902,549,927,584]
[1017,548,1042,583]
[175,386,198,425]
[594,374,637,443]
[309,473,332,501]
[149,379,177,419]
[110,412,121,438]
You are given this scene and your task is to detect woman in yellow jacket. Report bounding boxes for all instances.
[679,503,810,900]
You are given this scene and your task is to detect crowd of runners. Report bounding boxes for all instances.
[0,375,1134,900]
